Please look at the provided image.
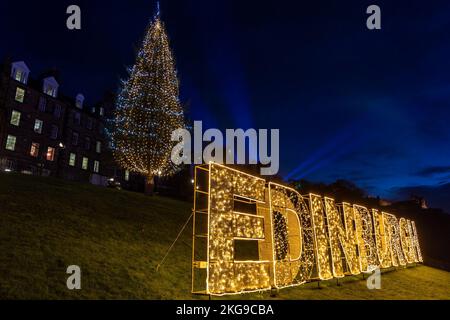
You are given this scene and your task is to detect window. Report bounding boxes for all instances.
[38,96,47,112]
[73,112,81,125]
[50,125,58,139]
[34,119,43,134]
[10,110,21,126]
[45,87,54,96]
[124,170,130,181]
[69,153,76,166]
[96,141,101,153]
[11,62,29,84]
[54,105,61,118]
[93,160,100,173]
[72,132,79,145]
[43,80,58,97]
[46,147,55,161]
[87,118,93,130]
[84,137,91,150]
[82,157,89,170]
[4,159,15,171]
[75,94,84,109]
[99,107,105,116]
[5,135,16,151]
[30,142,39,157]
[14,69,23,82]
[15,87,25,103]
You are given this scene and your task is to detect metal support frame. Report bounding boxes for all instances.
[191,164,210,295]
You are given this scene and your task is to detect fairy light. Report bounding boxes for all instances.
[353,205,378,272]
[383,212,407,267]
[325,199,361,277]
[207,163,270,294]
[111,12,185,182]
[410,221,423,262]
[194,164,423,296]
[399,218,415,264]
[269,183,315,288]
[310,194,333,280]
[372,209,392,268]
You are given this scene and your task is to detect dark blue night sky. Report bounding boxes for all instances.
[1,0,449,211]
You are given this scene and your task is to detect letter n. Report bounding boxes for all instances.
[325,199,361,276]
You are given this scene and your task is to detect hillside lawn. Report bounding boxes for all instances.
[0,172,449,299]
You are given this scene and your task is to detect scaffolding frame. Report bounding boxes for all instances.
[191,164,210,295]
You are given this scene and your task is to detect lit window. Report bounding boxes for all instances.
[45,87,52,96]
[46,147,55,161]
[34,119,43,134]
[72,132,79,145]
[44,86,56,97]
[15,87,25,103]
[82,157,89,170]
[50,125,58,139]
[94,160,100,173]
[5,135,16,151]
[99,107,104,116]
[38,96,47,112]
[11,62,29,84]
[54,105,61,118]
[43,77,59,98]
[125,170,130,181]
[96,141,101,153]
[14,69,23,82]
[10,110,21,126]
[69,153,76,166]
[30,142,39,157]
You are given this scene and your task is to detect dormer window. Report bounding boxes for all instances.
[42,77,59,98]
[75,94,84,109]
[11,61,30,84]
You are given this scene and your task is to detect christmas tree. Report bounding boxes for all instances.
[111,7,185,194]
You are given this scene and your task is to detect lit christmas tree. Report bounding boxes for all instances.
[111,7,185,194]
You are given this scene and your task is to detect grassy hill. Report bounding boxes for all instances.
[0,172,449,299]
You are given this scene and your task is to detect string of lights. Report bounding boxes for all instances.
[192,163,424,296]
[325,199,360,277]
[111,12,185,182]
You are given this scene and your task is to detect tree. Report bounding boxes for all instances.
[111,9,184,195]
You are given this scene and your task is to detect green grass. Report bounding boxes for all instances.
[0,172,449,299]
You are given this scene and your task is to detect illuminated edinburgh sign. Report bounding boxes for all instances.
[191,163,423,296]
